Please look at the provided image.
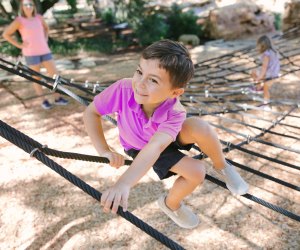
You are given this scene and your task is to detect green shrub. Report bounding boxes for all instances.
[48,39,79,56]
[274,12,282,31]
[0,42,21,57]
[66,0,77,13]
[134,14,168,46]
[0,18,10,26]
[166,4,202,40]
[77,37,114,54]
[101,8,116,25]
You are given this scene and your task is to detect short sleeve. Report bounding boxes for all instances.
[263,50,271,58]
[15,16,22,25]
[93,79,123,115]
[156,111,186,141]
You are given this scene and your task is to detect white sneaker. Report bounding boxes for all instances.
[263,105,271,111]
[157,195,199,229]
[215,161,249,195]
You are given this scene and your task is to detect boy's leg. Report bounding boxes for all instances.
[157,156,205,229]
[178,117,249,195]
[179,117,225,170]
[167,156,205,210]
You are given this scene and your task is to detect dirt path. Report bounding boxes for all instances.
[1,45,299,250]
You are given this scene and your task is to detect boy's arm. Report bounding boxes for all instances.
[83,102,124,167]
[101,132,173,213]
[257,55,270,81]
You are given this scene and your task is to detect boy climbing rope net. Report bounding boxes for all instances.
[83,39,248,229]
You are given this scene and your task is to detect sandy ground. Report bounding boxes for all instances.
[1,44,300,250]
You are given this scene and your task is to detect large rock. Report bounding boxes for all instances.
[179,34,200,46]
[204,2,275,39]
[282,0,300,31]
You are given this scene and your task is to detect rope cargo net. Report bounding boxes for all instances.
[0,27,299,249]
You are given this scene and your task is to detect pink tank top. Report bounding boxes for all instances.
[17,14,51,56]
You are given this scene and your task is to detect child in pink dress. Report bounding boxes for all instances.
[251,35,280,103]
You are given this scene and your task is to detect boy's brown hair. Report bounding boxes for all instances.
[141,39,194,89]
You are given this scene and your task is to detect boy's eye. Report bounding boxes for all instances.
[136,69,142,75]
[149,78,158,84]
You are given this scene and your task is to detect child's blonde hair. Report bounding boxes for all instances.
[256,35,276,54]
[19,0,37,17]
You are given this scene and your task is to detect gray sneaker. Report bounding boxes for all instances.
[215,161,249,195]
[157,195,199,229]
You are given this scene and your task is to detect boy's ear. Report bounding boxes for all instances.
[172,88,185,97]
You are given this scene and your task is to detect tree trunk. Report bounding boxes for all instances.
[0,3,10,20]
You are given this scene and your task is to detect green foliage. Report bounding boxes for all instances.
[48,37,114,55]
[101,8,116,25]
[65,0,77,13]
[126,0,146,27]
[77,37,114,54]
[274,12,282,31]
[166,4,201,40]
[0,42,21,57]
[0,18,10,25]
[48,39,80,56]
[52,8,74,23]
[134,14,168,46]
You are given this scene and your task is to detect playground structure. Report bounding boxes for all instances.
[0,28,299,249]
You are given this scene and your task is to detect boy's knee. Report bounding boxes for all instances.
[184,117,211,137]
[191,162,206,184]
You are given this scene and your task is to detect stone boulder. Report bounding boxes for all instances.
[204,2,275,39]
[282,0,300,31]
[179,34,200,46]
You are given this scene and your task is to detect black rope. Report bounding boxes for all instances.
[0,120,184,250]
[220,140,300,171]
[1,120,299,222]
[211,122,300,154]
[227,159,300,191]
[210,114,300,141]
[1,27,300,228]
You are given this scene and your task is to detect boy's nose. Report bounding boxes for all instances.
[137,78,146,88]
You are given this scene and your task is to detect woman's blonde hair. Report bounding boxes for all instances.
[19,0,37,17]
[257,35,276,54]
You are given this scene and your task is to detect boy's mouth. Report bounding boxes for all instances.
[135,89,148,96]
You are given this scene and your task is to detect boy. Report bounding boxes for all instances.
[83,40,248,229]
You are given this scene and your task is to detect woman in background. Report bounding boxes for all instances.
[3,0,68,109]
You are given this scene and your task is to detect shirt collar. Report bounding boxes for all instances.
[128,92,176,123]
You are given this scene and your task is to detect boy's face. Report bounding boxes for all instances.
[132,58,184,110]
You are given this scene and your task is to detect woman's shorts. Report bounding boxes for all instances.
[24,53,53,66]
[125,139,193,180]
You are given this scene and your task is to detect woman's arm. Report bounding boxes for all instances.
[101,132,173,213]
[83,101,124,167]
[39,15,49,39]
[2,19,23,49]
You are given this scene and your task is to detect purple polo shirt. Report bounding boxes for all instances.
[94,78,186,150]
